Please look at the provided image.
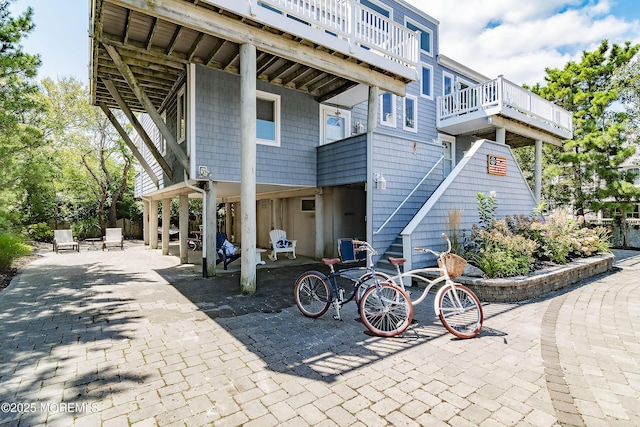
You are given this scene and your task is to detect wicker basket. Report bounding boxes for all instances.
[438,253,467,279]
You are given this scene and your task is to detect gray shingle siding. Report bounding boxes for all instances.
[317,135,367,187]
[405,140,538,267]
[194,66,318,186]
[370,133,444,251]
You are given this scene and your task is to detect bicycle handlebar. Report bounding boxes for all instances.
[413,233,452,257]
[351,239,378,256]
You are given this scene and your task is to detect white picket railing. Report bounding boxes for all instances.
[438,76,573,135]
[258,0,419,67]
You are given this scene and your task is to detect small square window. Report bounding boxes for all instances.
[301,198,316,212]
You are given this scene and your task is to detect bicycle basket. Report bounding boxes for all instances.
[438,253,467,279]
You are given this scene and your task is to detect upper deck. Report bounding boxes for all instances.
[90,0,419,112]
[437,76,573,147]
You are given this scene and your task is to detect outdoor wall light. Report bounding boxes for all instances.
[198,166,211,179]
[374,172,387,190]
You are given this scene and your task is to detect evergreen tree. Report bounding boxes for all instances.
[0,0,43,230]
[529,40,640,223]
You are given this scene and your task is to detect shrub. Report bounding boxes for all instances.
[466,198,612,278]
[468,222,538,278]
[72,219,102,239]
[26,222,54,242]
[0,233,32,270]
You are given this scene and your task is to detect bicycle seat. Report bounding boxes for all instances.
[387,257,406,265]
[321,258,341,266]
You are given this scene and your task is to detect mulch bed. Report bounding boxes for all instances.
[0,242,49,293]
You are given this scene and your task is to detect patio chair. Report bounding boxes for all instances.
[53,230,79,253]
[102,228,124,251]
[216,232,240,270]
[268,229,297,261]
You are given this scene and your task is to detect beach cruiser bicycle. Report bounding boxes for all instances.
[294,240,413,337]
[383,233,483,339]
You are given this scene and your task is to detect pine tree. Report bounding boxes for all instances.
[530,40,640,226]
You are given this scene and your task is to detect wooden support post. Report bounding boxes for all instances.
[240,43,257,296]
[535,140,542,204]
[206,183,217,276]
[162,198,170,255]
[179,194,189,264]
[150,200,158,249]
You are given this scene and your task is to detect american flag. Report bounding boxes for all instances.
[488,155,507,175]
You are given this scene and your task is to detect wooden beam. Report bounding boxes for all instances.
[99,101,161,188]
[102,79,173,180]
[488,115,564,147]
[103,44,191,172]
[107,0,407,96]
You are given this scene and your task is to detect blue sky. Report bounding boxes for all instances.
[9,0,640,86]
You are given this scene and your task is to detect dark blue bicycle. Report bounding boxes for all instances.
[293,240,413,337]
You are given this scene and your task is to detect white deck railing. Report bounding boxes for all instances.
[438,76,573,135]
[259,0,419,67]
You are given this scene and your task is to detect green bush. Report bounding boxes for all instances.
[0,233,32,270]
[469,223,537,278]
[26,222,54,242]
[72,219,102,239]
[467,196,612,278]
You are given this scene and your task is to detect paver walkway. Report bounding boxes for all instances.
[0,244,638,426]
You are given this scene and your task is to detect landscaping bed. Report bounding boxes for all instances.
[457,252,614,302]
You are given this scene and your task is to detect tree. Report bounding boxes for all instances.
[528,40,640,222]
[37,77,137,231]
[0,0,43,230]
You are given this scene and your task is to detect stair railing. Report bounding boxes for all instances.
[374,155,444,235]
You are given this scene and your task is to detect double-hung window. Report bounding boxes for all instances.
[421,64,433,99]
[406,20,432,56]
[380,92,396,127]
[403,95,417,132]
[256,91,281,146]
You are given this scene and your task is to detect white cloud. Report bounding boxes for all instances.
[406,0,640,86]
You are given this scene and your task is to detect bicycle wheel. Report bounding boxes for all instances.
[356,271,392,305]
[294,272,331,318]
[359,283,413,337]
[437,283,483,339]
[188,240,197,251]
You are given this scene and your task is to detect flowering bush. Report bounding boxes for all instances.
[466,194,611,278]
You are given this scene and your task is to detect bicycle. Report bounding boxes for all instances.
[294,240,414,337]
[386,233,483,339]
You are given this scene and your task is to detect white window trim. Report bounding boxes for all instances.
[177,85,186,144]
[421,63,434,100]
[380,93,396,128]
[443,71,454,96]
[319,104,351,145]
[256,90,281,147]
[439,134,456,176]
[404,17,433,57]
[403,95,418,133]
[359,0,393,19]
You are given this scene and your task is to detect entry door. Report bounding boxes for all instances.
[320,105,351,145]
[440,134,456,177]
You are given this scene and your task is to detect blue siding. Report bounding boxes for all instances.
[370,133,444,252]
[194,66,319,186]
[317,134,367,187]
[405,140,538,267]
